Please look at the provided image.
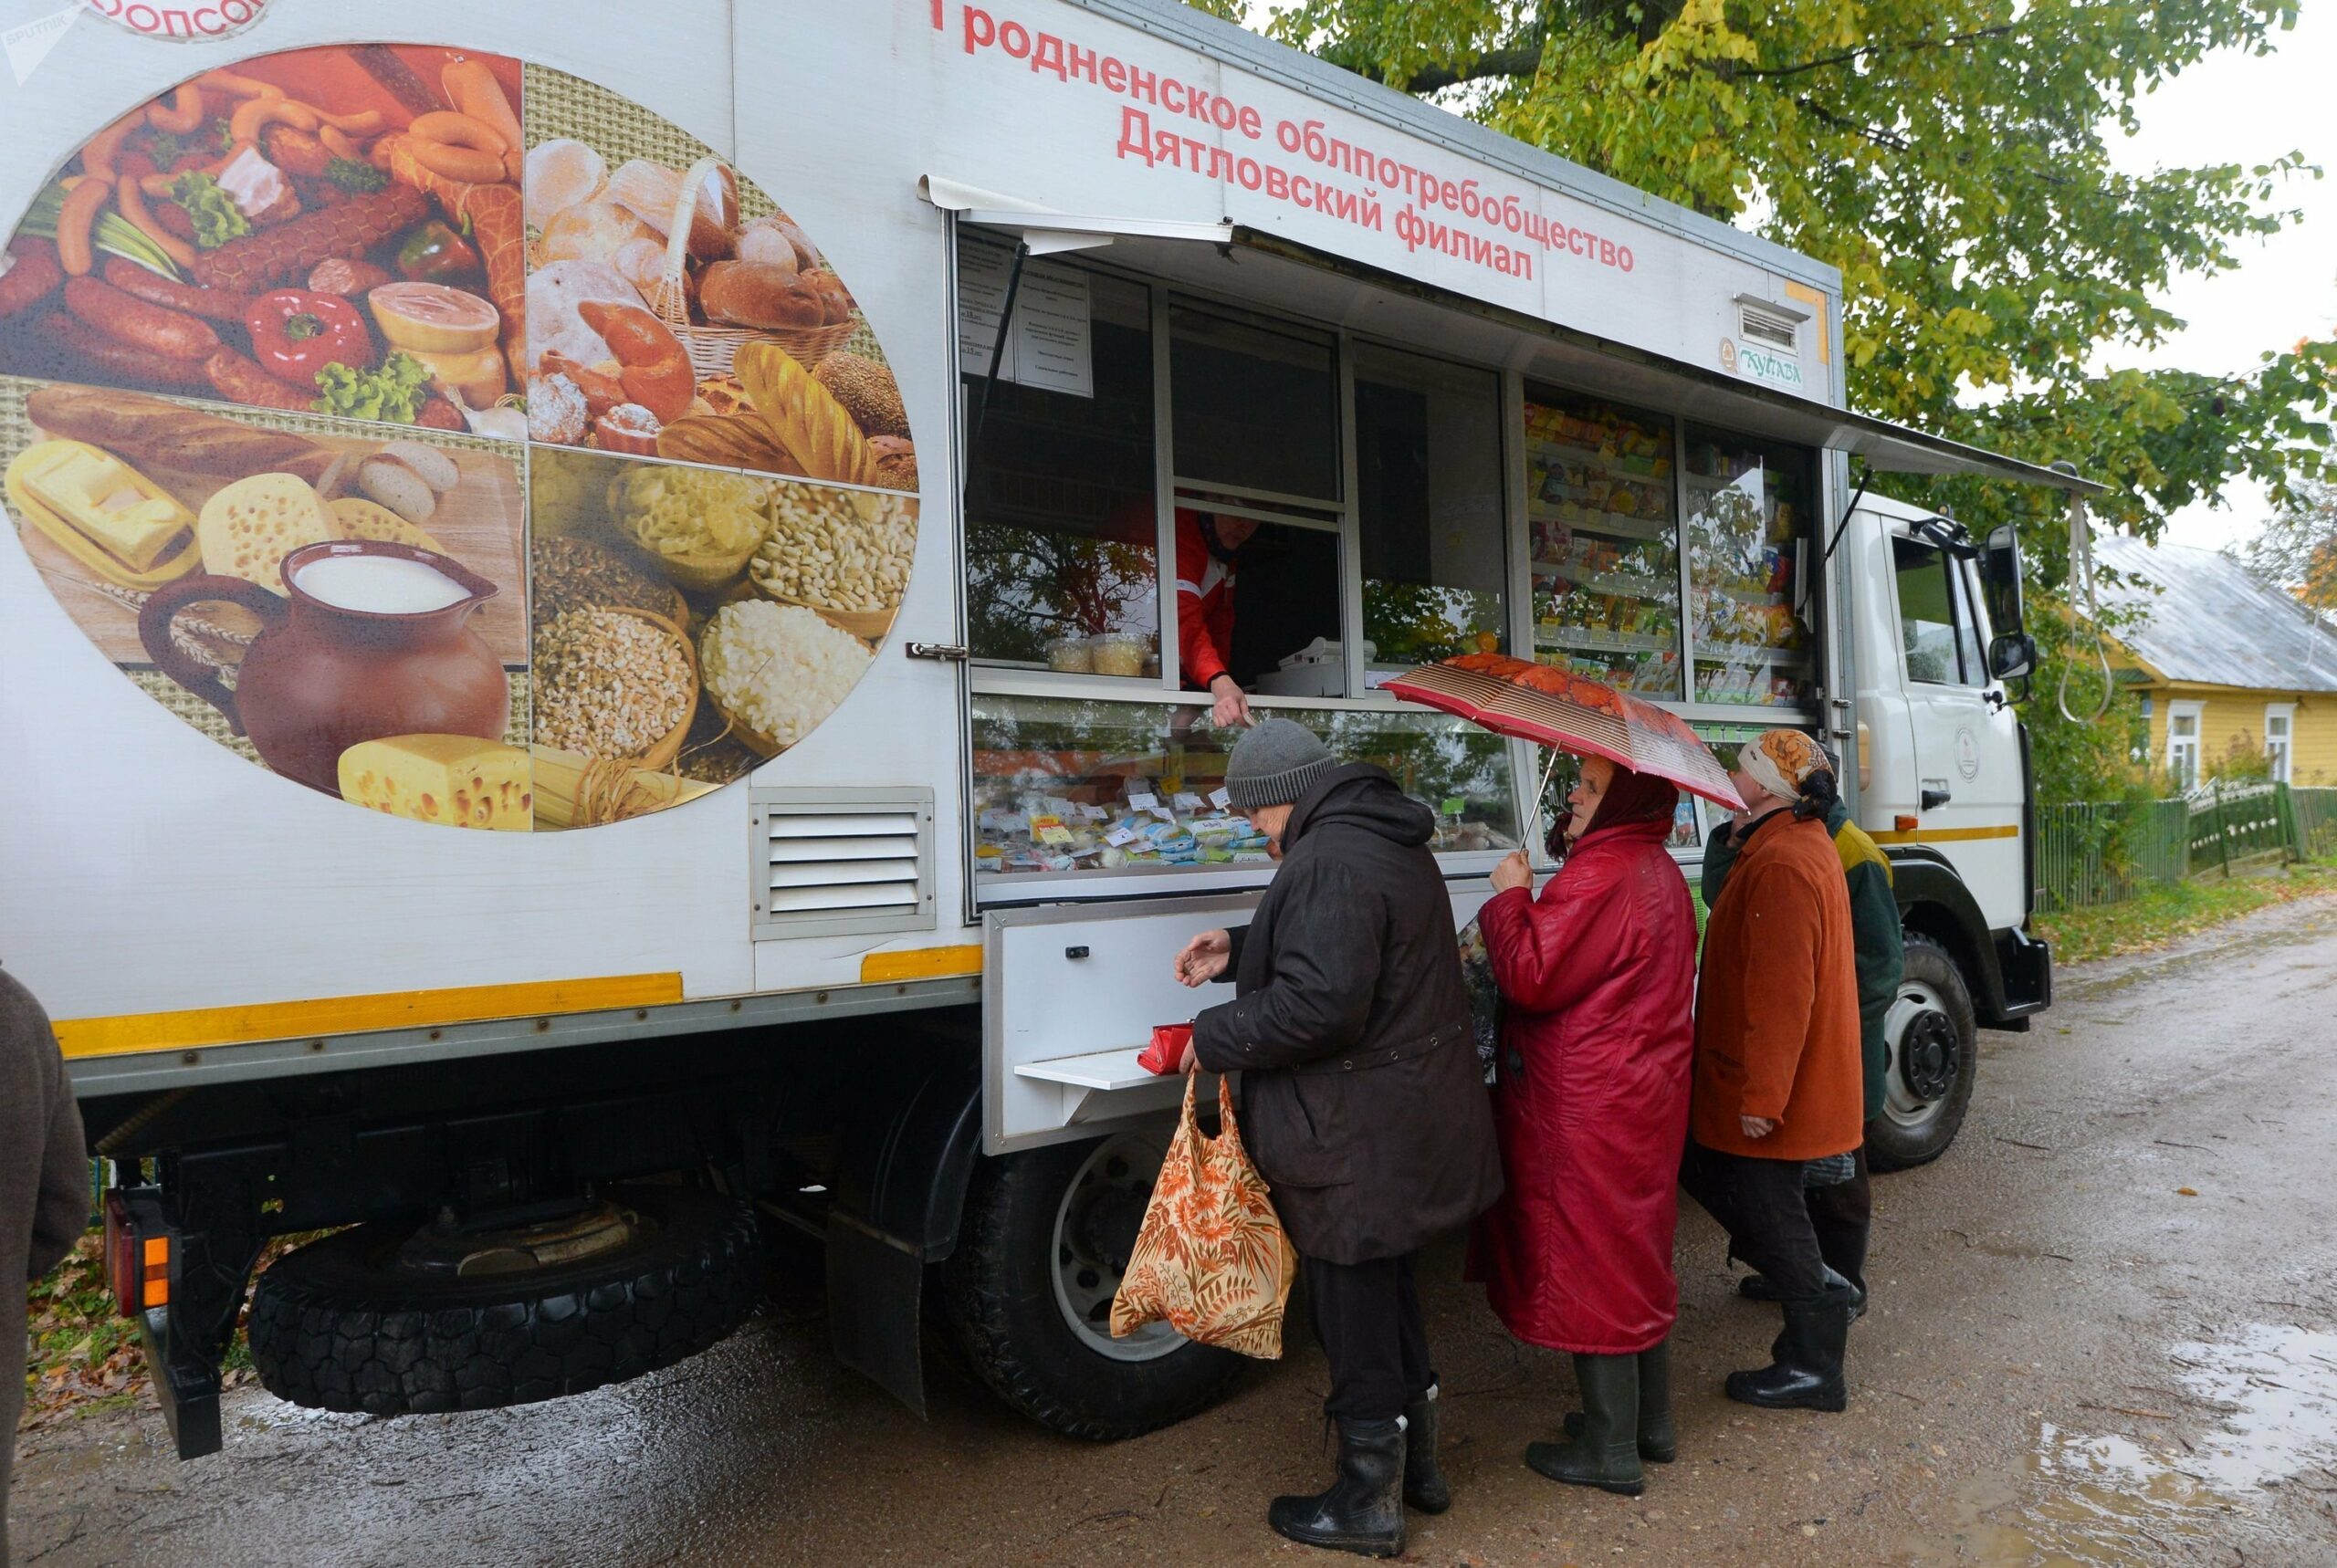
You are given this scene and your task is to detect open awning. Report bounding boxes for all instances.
[924,179,2105,497]
[921,175,1231,256]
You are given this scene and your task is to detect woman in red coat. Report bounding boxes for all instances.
[1471,756,1697,1498]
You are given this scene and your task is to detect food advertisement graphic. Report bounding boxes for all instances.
[0,46,918,832]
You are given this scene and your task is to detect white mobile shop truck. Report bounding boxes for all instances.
[0,0,2095,1458]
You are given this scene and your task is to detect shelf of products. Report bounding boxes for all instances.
[969,695,1519,882]
[1524,388,1683,699]
[1683,432,1815,708]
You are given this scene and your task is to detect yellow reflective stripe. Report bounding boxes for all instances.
[53,973,684,1060]
[1868,825,2021,844]
[860,946,984,983]
[1784,280,1830,366]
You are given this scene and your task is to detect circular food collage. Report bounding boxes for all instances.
[0,44,917,831]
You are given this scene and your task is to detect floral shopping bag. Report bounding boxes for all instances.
[1109,1074,1299,1359]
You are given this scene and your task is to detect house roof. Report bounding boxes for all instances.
[2093,535,2337,694]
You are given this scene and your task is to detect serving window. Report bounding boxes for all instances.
[956,234,1826,897]
[970,694,1520,883]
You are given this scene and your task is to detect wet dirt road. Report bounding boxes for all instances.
[14,898,2337,1567]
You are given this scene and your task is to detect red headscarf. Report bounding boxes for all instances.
[1547,761,1679,862]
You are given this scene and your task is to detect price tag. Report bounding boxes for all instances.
[1106,827,1138,847]
[1128,792,1158,812]
[1209,788,1231,809]
[1079,803,1108,821]
[1037,825,1074,846]
[1174,791,1205,810]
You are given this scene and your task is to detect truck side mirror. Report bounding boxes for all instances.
[1981,524,2026,634]
[1988,630,2037,684]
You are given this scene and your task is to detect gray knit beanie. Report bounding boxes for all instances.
[1224,717,1336,809]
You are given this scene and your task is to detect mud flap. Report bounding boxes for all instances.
[823,1058,984,1416]
[825,1210,930,1416]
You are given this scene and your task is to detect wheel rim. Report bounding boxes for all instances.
[1051,1130,1186,1362]
[1882,978,1958,1129]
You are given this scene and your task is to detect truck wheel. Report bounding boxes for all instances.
[247,1185,760,1416]
[1868,933,1978,1172]
[938,1131,1243,1440]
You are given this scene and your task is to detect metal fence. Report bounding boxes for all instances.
[2038,782,2337,912]
[2037,798,2190,912]
[2187,779,2293,874]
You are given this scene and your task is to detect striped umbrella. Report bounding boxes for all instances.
[1384,654,1745,838]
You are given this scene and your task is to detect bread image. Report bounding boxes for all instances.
[196,474,335,591]
[813,353,908,438]
[698,261,827,329]
[524,139,607,229]
[735,341,881,487]
[357,455,438,525]
[537,198,659,271]
[378,440,459,495]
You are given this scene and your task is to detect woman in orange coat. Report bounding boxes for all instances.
[1471,756,1696,1497]
[1679,728,1865,1414]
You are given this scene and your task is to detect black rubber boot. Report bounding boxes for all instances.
[1561,1339,1676,1463]
[1401,1384,1450,1514]
[1526,1354,1644,1496]
[1739,1266,1866,1318]
[1267,1417,1406,1558]
[1725,1287,1853,1412]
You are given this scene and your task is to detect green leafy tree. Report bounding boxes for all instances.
[1196,0,2336,800]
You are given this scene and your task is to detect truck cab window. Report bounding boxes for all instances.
[1894,535,1974,686]
[1355,344,1507,686]
[963,254,1158,673]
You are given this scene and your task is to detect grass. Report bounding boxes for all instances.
[2033,857,2337,965]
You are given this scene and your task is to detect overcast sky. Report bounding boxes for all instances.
[2104,5,2336,551]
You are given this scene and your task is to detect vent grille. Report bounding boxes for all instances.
[1739,302,1801,351]
[750,788,936,939]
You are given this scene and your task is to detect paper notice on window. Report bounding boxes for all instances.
[957,235,1018,380]
[1010,261,1092,397]
[956,235,1093,397]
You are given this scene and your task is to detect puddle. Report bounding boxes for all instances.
[1897,1323,2337,1564]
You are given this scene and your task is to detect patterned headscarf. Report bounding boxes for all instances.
[1739,727,1830,808]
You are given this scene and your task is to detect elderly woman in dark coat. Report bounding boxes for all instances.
[1174,718,1503,1560]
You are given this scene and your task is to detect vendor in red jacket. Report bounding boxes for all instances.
[1175,507,1260,727]
[1470,756,1697,1498]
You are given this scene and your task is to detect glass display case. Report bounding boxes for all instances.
[1522,387,1682,699]
[969,694,1520,883]
[1683,431,1816,707]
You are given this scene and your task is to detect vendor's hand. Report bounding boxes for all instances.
[1179,1040,1200,1074]
[1740,1114,1778,1140]
[1491,851,1533,894]
[1209,674,1252,729]
[1175,929,1231,987]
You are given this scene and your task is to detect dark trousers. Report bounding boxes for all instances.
[1678,1140,1830,1302]
[1805,1145,1872,1289]
[1303,1251,1431,1422]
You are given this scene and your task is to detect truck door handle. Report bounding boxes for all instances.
[1921,787,1952,810]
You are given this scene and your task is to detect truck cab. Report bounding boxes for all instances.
[1845,492,2049,1167]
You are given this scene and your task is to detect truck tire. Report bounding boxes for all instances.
[938,1133,1243,1440]
[247,1186,760,1416]
[1868,933,1978,1172]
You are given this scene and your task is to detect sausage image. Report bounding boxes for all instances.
[102,258,250,324]
[203,348,318,411]
[0,240,66,319]
[63,276,219,361]
[190,183,429,295]
[31,313,214,390]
